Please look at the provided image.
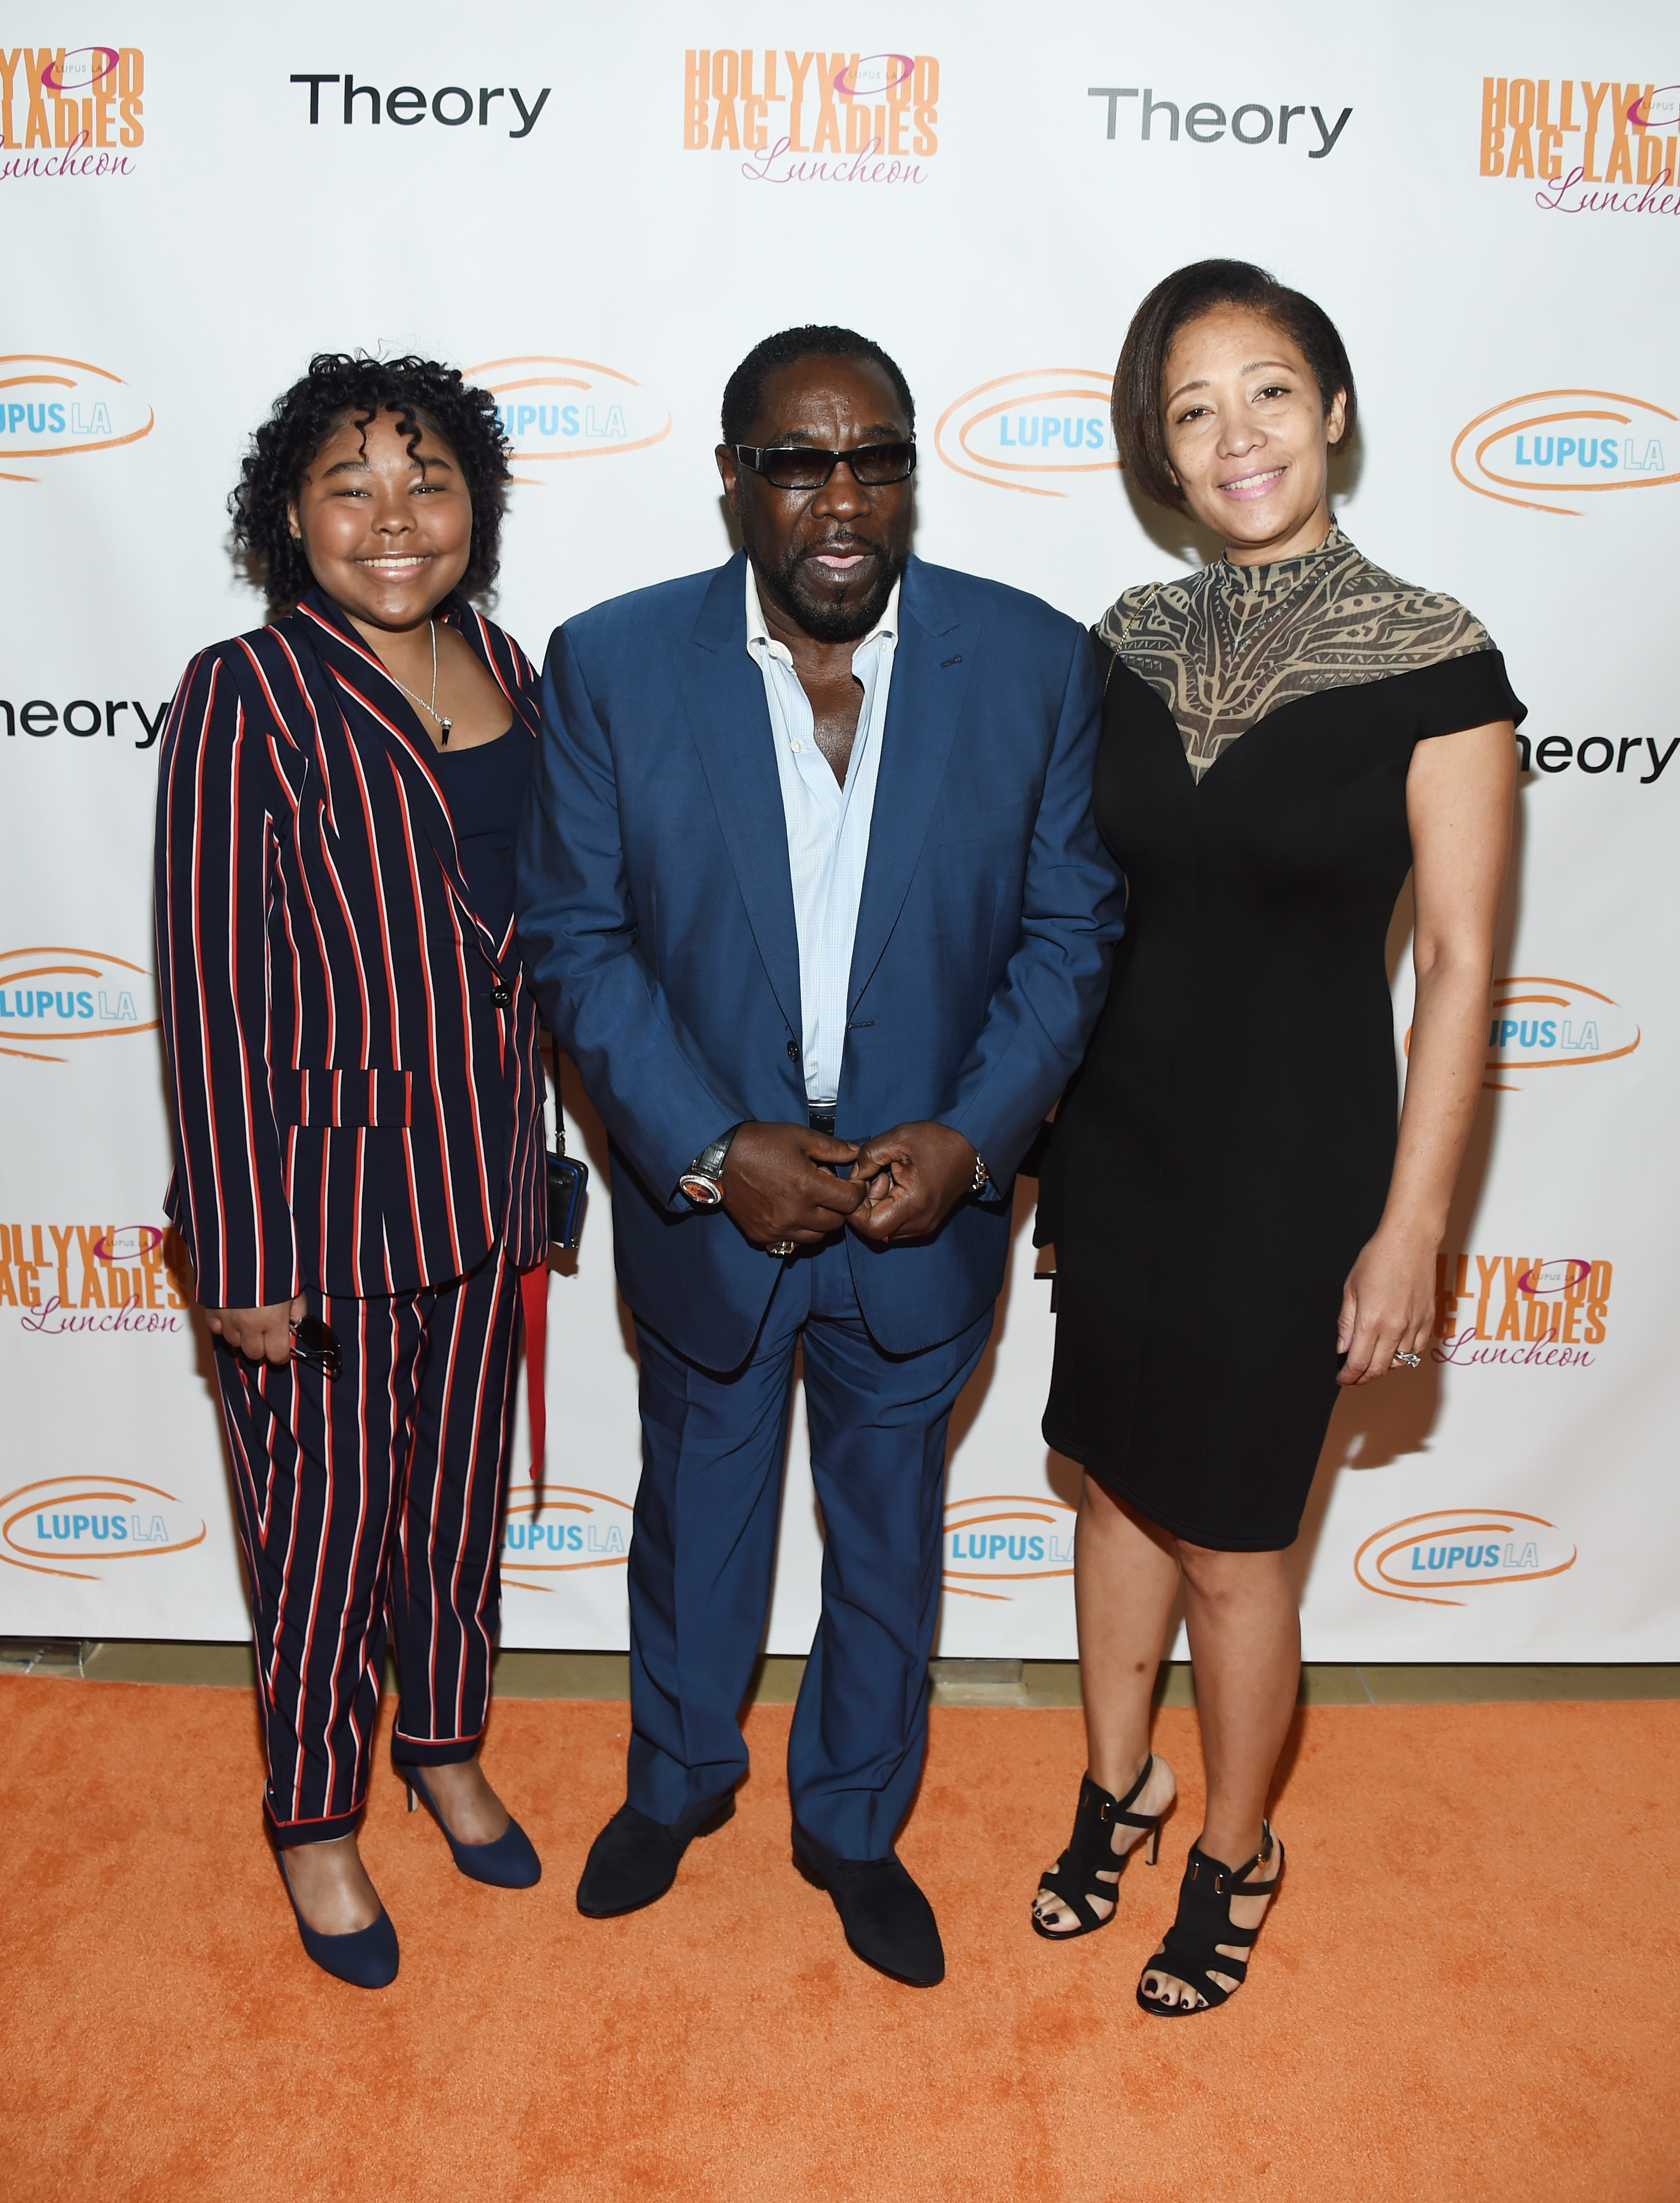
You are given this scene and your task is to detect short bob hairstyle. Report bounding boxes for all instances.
[230,353,511,611]
[1113,260,1357,512]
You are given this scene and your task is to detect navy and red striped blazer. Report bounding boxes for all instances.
[155,586,546,1309]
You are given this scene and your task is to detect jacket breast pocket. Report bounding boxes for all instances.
[271,1067,413,1128]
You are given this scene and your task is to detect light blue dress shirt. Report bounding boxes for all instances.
[745,563,900,1108]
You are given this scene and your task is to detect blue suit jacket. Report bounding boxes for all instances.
[515,551,1123,1370]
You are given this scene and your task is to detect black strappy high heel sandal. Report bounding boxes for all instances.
[1137,1820,1283,2015]
[1032,1758,1170,1941]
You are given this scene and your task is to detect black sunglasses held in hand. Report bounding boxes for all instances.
[290,1315,342,1380]
[731,440,917,490]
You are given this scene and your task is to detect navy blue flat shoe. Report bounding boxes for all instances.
[277,1852,399,1989]
[402,1764,542,1889]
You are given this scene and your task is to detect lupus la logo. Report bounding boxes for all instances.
[1452,390,1676,515]
[1480,77,1680,215]
[1432,1253,1611,1370]
[0,44,144,178]
[684,49,939,184]
[1087,85,1351,158]
[0,946,157,1062]
[499,1485,631,1588]
[0,356,154,480]
[0,1220,188,1332]
[464,358,671,475]
[942,1492,1076,1602]
[1355,1508,1576,1606]
[935,371,1119,497]
[2,1474,204,1580]
[1481,976,1639,1087]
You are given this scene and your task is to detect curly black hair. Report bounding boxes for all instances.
[720,325,915,445]
[229,352,511,610]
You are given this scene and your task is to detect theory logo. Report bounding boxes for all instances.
[0,355,153,481]
[290,74,549,138]
[0,946,157,1063]
[1,1475,205,1580]
[500,1485,631,1585]
[1452,390,1677,515]
[464,357,671,478]
[1088,85,1351,157]
[935,370,1118,498]
[1354,1508,1576,1607]
[1432,1252,1611,1370]
[3,693,169,748]
[685,48,938,184]
[1516,728,1675,783]
[942,1492,1076,1602]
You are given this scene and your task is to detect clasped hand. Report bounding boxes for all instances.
[721,1119,978,1250]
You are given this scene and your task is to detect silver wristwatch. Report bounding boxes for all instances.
[678,1123,742,1208]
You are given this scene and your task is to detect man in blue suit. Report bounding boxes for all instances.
[516,325,1121,1985]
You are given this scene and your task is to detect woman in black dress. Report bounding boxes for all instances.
[1030,263,1520,2014]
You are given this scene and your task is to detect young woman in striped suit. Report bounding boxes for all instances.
[156,356,550,1987]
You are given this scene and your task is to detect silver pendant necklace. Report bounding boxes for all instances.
[382,619,453,746]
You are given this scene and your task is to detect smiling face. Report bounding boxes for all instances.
[288,406,474,629]
[717,354,914,643]
[1161,306,1348,563]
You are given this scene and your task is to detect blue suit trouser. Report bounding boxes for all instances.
[626,1235,992,1860]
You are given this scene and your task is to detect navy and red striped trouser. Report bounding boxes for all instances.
[213,1244,521,1847]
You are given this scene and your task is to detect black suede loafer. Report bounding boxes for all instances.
[791,1827,946,1986]
[575,1796,734,1918]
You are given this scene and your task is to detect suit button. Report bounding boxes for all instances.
[491,982,512,1008]
[786,1040,800,1061]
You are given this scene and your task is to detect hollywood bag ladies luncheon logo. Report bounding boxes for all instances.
[0,946,158,1062]
[0,356,153,480]
[943,1492,1076,1601]
[2,1475,205,1581]
[1,44,144,178]
[465,358,670,477]
[499,1485,631,1589]
[1432,1252,1612,1369]
[683,48,939,183]
[1,1220,188,1331]
[1451,390,1676,514]
[1479,76,1680,215]
[935,371,1120,498]
[1354,1509,1576,1607]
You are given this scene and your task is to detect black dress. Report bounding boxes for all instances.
[1040,535,1524,1550]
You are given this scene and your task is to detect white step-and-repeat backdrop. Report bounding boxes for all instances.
[2,1,1674,1661]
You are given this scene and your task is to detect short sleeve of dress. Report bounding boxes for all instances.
[1408,647,1526,737]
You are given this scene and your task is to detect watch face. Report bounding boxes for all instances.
[679,1173,724,1208]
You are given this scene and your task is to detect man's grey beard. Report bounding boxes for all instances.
[752,542,905,643]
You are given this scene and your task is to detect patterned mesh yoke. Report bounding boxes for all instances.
[1095,525,1496,780]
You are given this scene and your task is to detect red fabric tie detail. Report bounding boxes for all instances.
[519,1262,548,1483]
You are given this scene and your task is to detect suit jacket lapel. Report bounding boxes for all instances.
[847,557,970,1011]
[680,555,803,1038]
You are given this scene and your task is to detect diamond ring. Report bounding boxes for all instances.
[767,1240,796,1258]
[1393,1349,1421,1369]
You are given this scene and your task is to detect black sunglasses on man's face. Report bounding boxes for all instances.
[730,440,917,490]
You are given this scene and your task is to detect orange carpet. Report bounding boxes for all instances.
[3,1678,1675,2202]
